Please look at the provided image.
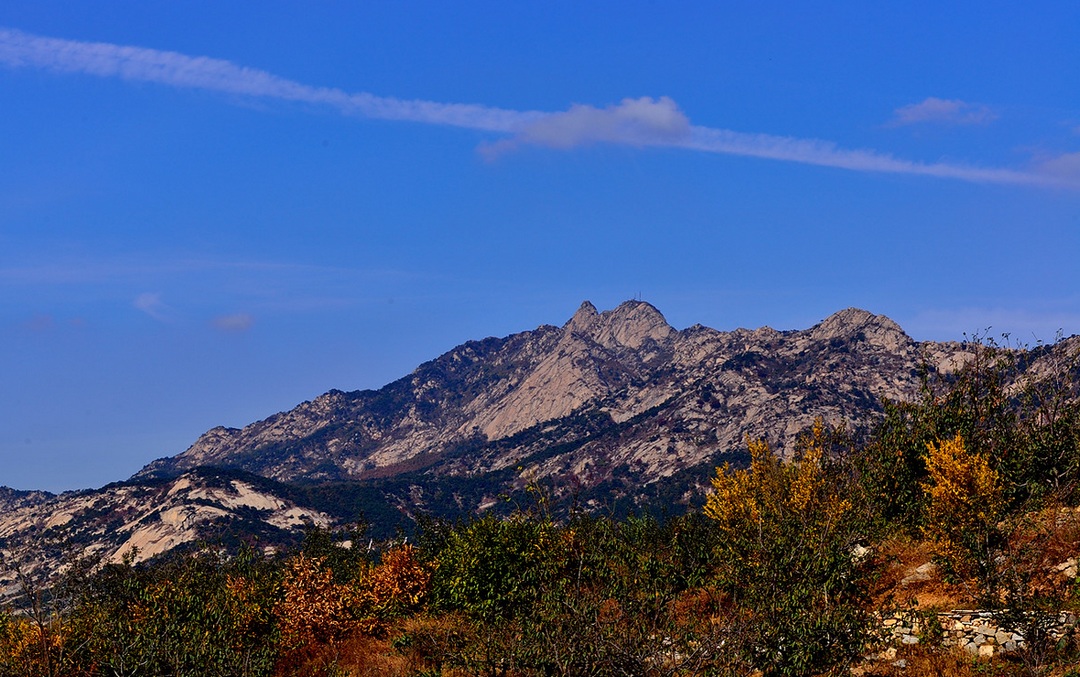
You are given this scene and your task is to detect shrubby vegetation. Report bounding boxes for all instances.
[2,338,1080,676]
[705,421,874,675]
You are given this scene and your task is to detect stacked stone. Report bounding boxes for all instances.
[881,611,922,647]
[939,611,1022,656]
[882,609,1077,658]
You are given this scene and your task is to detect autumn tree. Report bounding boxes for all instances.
[920,433,1004,584]
[705,420,874,677]
[857,335,1080,533]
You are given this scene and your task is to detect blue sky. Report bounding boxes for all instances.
[2,2,1079,491]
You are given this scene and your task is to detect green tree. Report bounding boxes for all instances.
[856,336,1079,530]
[431,513,565,624]
[64,544,281,677]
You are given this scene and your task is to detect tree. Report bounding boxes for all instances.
[705,420,874,676]
[920,433,1004,584]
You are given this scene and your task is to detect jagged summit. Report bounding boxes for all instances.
[564,300,599,332]
[134,299,948,489]
[564,300,674,350]
[128,298,1080,533]
[811,307,913,353]
[816,307,898,332]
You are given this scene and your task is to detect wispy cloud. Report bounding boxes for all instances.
[1034,151,1080,182]
[0,27,539,132]
[22,314,55,332]
[133,292,171,321]
[0,257,410,286]
[1,255,423,325]
[889,97,998,126]
[2,27,1075,189]
[211,313,254,332]
[481,96,690,158]
[679,127,1057,186]
[17,314,85,332]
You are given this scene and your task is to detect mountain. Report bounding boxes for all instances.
[0,487,55,520]
[0,467,331,600]
[5,300,1074,589]
[135,301,942,512]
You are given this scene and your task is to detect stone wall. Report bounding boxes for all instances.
[883,609,1077,657]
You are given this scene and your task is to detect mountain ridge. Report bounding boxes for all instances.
[134,301,928,491]
[5,300,1078,594]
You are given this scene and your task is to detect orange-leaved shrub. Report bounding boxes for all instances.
[0,611,70,677]
[277,544,432,654]
[278,553,361,651]
[361,544,430,622]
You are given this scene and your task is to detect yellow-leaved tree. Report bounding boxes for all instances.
[920,433,1004,583]
[705,419,873,677]
[919,432,1080,669]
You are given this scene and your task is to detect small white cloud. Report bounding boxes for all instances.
[1034,151,1080,182]
[212,313,254,332]
[133,292,170,321]
[481,96,691,158]
[889,97,997,126]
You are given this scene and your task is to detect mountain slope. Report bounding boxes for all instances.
[0,467,330,600]
[135,302,934,500]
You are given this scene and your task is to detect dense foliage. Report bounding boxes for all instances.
[705,422,874,676]
[2,338,1080,676]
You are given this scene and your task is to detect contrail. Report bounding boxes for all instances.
[0,27,542,132]
[679,127,1053,187]
[1,27,1073,188]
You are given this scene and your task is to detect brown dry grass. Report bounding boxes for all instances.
[870,505,1080,613]
[860,640,1080,677]
[869,536,966,611]
[860,645,1009,677]
[859,515,1080,677]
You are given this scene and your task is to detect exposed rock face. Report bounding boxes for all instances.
[472,300,675,441]
[0,469,329,600]
[135,301,931,494]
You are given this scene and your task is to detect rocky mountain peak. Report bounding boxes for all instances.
[603,300,674,348]
[565,299,674,350]
[564,300,600,333]
[811,307,912,352]
[13,300,1079,589]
